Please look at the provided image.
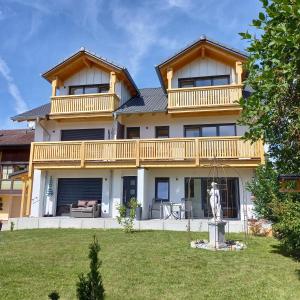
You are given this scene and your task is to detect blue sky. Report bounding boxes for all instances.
[0,0,261,129]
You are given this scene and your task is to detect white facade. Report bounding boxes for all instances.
[27,47,257,232]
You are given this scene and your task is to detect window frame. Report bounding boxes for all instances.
[184,123,237,137]
[178,75,230,88]
[155,177,170,202]
[126,127,140,139]
[69,84,110,95]
[155,126,170,138]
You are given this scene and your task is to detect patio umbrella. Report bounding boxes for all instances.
[45,176,54,216]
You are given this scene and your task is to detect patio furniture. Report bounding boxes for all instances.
[70,200,101,218]
[162,202,182,220]
[149,198,163,219]
[180,198,194,219]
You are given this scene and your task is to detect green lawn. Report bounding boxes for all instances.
[0,229,299,300]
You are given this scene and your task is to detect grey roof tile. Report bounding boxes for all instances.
[11,103,51,121]
[115,87,167,114]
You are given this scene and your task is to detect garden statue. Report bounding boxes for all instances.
[207,182,222,221]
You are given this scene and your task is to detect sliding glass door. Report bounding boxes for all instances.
[185,177,240,219]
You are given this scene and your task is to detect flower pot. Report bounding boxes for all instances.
[135,207,142,220]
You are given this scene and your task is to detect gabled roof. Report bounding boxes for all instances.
[42,48,139,96]
[0,129,34,146]
[116,88,167,115]
[155,35,248,92]
[157,35,248,68]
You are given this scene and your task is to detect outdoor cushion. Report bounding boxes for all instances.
[78,200,88,207]
[71,207,93,212]
[86,200,98,207]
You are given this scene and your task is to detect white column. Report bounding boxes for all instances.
[111,170,122,218]
[30,170,46,217]
[137,168,149,220]
[101,174,111,218]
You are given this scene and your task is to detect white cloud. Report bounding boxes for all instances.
[166,0,192,9]
[110,2,179,76]
[0,57,28,114]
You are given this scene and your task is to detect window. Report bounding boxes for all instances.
[184,124,236,137]
[179,75,230,88]
[155,178,169,202]
[69,84,109,95]
[155,126,169,138]
[185,126,201,137]
[179,80,194,88]
[219,124,236,136]
[126,127,140,139]
[201,126,217,137]
[1,166,13,180]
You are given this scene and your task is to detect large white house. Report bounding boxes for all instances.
[12,36,264,229]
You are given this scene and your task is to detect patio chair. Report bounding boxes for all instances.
[70,200,101,218]
[180,198,194,219]
[149,198,163,219]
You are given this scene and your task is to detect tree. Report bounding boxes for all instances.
[76,236,105,300]
[240,0,300,254]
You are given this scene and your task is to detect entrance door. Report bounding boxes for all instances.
[57,178,102,216]
[122,176,137,206]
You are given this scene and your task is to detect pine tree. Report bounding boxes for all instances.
[77,235,105,300]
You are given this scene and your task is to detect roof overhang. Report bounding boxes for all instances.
[155,36,248,92]
[42,49,139,97]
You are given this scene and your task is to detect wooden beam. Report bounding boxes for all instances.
[110,71,117,93]
[20,180,27,217]
[167,67,173,90]
[235,61,243,84]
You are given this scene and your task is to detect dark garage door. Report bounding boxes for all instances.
[56,178,102,216]
[61,128,105,141]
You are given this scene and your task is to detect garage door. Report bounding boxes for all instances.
[61,128,105,141]
[56,178,102,216]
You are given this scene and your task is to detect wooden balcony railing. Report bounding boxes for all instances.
[31,137,263,168]
[168,85,243,111]
[50,93,119,116]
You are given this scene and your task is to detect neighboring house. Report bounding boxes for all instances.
[0,129,34,220]
[12,36,264,227]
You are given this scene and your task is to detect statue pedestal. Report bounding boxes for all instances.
[208,220,227,249]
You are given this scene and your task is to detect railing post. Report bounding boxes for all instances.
[195,138,200,166]
[136,140,140,167]
[80,142,86,168]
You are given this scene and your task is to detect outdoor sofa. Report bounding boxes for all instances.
[70,200,101,218]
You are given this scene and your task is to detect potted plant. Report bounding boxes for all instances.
[135,203,142,220]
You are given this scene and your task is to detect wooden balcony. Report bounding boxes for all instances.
[168,85,243,115]
[49,93,119,119]
[31,137,264,169]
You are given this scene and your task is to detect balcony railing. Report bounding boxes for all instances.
[168,85,242,111]
[50,93,119,116]
[31,137,263,168]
